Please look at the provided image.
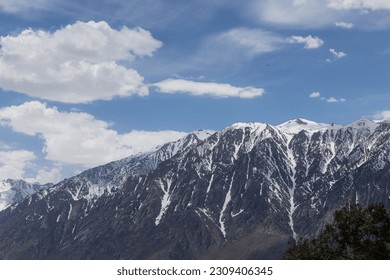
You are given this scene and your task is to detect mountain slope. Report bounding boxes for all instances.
[0,119,389,259]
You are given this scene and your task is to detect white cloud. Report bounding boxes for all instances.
[210,28,285,56]
[0,102,186,167]
[328,0,390,10]
[309,92,321,98]
[210,29,324,54]
[25,167,62,184]
[250,0,342,28]
[0,150,36,181]
[196,28,318,69]
[373,110,390,121]
[166,27,324,75]
[330,48,347,58]
[153,79,264,99]
[310,92,346,103]
[248,0,390,29]
[0,0,49,13]
[0,21,162,103]
[335,21,354,28]
[326,97,347,103]
[288,35,324,49]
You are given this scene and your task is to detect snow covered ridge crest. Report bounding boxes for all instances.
[276,118,379,135]
[226,118,380,137]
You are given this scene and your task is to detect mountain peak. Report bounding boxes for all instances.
[228,122,268,131]
[276,118,336,135]
[190,129,215,140]
[293,118,311,125]
[346,118,379,131]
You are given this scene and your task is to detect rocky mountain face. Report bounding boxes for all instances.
[0,119,389,259]
[0,179,52,211]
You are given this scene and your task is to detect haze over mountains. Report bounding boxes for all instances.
[0,118,389,259]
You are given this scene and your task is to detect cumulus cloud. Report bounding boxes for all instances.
[309,92,321,98]
[309,92,346,103]
[335,21,354,28]
[25,167,62,184]
[0,21,162,103]
[288,35,324,49]
[153,79,264,99]
[328,0,390,10]
[0,102,186,167]
[0,150,36,181]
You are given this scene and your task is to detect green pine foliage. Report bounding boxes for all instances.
[284,203,390,259]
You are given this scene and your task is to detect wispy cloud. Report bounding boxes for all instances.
[335,21,354,29]
[197,27,323,69]
[0,0,50,13]
[288,35,324,49]
[328,0,390,11]
[325,97,347,103]
[153,79,264,99]
[203,28,285,59]
[0,21,162,103]
[249,0,341,28]
[327,48,347,62]
[330,48,347,58]
[248,0,390,29]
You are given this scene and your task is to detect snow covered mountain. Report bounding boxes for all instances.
[0,130,212,212]
[0,119,389,259]
[0,179,52,211]
[50,129,213,202]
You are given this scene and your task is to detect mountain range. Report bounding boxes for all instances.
[0,118,389,259]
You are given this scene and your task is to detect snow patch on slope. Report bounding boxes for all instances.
[155,178,172,225]
[219,172,235,238]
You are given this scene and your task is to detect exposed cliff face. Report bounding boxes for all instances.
[0,119,389,259]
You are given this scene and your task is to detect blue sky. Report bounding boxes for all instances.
[0,0,390,183]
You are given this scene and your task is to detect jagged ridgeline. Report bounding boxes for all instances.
[0,119,389,259]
